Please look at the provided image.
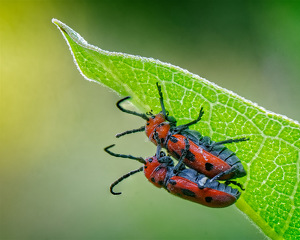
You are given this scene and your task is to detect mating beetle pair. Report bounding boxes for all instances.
[106,83,248,208]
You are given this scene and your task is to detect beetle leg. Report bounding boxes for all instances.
[205,137,249,151]
[156,82,168,119]
[153,130,160,144]
[225,180,245,191]
[211,137,249,146]
[200,136,213,148]
[173,137,190,174]
[156,141,162,158]
[174,107,204,132]
[208,165,239,182]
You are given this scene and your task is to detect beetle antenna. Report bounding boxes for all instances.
[110,167,144,195]
[116,126,145,138]
[116,97,149,121]
[104,145,146,164]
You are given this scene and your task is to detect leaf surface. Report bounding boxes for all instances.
[53,19,300,240]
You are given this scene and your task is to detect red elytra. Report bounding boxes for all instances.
[167,176,237,208]
[166,134,234,179]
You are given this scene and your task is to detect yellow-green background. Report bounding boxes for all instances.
[1,1,300,239]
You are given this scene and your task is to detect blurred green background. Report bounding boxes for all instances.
[1,1,300,239]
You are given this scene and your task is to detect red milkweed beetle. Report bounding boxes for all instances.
[115,83,248,185]
[104,137,241,208]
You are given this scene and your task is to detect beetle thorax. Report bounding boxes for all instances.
[145,114,165,136]
[145,114,171,145]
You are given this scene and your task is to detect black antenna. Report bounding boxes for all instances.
[104,145,146,164]
[110,167,144,195]
[105,144,147,195]
[116,97,149,121]
[156,83,167,118]
[116,126,145,138]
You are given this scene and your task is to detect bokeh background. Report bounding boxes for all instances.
[1,1,300,239]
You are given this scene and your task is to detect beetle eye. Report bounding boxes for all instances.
[159,151,166,157]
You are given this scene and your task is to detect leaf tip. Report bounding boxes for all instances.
[51,19,88,46]
[52,18,67,34]
[52,18,64,30]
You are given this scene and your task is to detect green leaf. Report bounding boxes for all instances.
[52,19,300,240]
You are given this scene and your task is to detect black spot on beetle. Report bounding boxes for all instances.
[205,197,213,203]
[160,138,165,143]
[181,189,196,197]
[169,179,177,185]
[205,163,214,171]
[146,122,150,126]
[170,136,178,143]
[151,178,156,183]
[144,166,147,169]
[148,158,153,163]
[151,116,155,119]
[186,150,195,162]
[158,180,164,186]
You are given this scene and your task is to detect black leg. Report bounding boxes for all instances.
[224,180,245,191]
[200,136,213,148]
[153,130,160,144]
[154,131,169,164]
[208,165,239,182]
[173,137,190,174]
[156,140,162,158]
[156,82,167,118]
[174,107,204,132]
[212,137,249,146]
